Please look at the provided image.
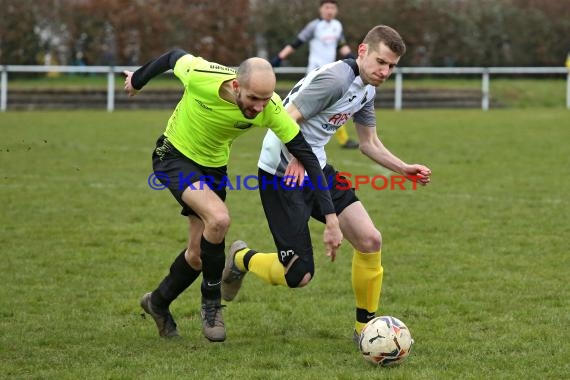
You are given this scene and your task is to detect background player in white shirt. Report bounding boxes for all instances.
[270,0,359,149]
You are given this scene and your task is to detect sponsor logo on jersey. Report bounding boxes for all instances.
[328,112,351,126]
[321,123,337,132]
[234,121,253,130]
[209,64,235,73]
[194,99,212,111]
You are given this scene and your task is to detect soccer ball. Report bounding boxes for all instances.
[358,316,414,366]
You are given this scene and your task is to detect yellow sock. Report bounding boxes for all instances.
[335,125,349,145]
[355,321,368,335]
[352,250,383,334]
[248,252,288,286]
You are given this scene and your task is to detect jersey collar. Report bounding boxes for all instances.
[341,58,359,77]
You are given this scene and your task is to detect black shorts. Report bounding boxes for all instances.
[152,135,227,216]
[258,165,358,264]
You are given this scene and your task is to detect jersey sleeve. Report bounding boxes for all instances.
[172,54,200,86]
[338,31,348,47]
[353,95,376,126]
[265,94,300,143]
[296,19,319,44]
[291,66,348,120]
[285,133,335,215]
[131,49,187,90]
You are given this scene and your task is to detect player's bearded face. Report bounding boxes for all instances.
[235,90,269,119]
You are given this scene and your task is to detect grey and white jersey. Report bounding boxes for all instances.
[258,60,376,177]
[298,18,345,71]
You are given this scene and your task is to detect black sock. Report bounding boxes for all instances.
[242,249,257,271]
[151,249,201,310]
[199,236,225,301]
[356,308,375,324]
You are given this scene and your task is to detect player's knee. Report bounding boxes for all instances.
[355,229,382,253]
[284,257,314,288]
[208,212,231,236]
[286,270,313,288]
[296,273,312,287]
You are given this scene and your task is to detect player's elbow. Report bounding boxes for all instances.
[357,140,373,155]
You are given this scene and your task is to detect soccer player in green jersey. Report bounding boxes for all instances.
[124,50,342,342]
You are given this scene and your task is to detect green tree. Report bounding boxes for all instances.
[0,0,42,64]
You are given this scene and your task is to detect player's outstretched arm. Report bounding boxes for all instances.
[123,70,138,97]
[270,45,296,67]
[124,49,187,96]
[355,122,431,185]
[400,164,431,186]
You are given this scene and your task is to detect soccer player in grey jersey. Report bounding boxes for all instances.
[222,25,432,343]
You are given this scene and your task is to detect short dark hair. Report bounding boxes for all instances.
[320,0,338,5]
[363,25,406,57]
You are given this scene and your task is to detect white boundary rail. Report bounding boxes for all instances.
[1,65,568,111]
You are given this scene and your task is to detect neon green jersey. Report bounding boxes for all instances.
[164,54,299,167]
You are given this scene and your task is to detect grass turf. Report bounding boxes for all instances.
[1,109,569,379]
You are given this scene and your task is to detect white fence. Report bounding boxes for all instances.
[1,65,569,111]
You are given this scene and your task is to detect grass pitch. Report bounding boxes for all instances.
[1,109,569,379]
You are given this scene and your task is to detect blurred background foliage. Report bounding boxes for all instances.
[0,0,568,67]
